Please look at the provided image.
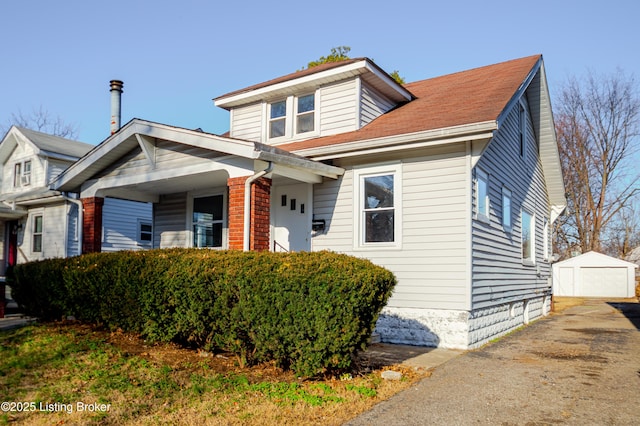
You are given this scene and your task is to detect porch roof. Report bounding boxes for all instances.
[52,119,344,194]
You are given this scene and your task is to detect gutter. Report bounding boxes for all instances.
[243,162,273,251]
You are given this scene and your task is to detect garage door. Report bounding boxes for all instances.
[581,267,628,297]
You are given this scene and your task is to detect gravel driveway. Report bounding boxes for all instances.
[348,298,640,425]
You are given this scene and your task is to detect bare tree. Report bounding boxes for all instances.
[1,106,78,139]
[602,202,640,258]
[555,69,640,257]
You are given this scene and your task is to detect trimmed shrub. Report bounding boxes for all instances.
[8,249,395,376]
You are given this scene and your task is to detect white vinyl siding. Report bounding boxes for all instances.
[48,159,75,185]
[101,197,153,252]
[98,140,228,180]
[230,102,262,142]
[471,95,551,309]
[313,144,469,310]
[360,82,396,127]
[154,192,188,248]
[318,79,359,135]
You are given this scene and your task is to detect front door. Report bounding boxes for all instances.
[272,183,311,252]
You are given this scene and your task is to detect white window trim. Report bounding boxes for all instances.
[137,219,153,247]
[30,210,44,254]
[294,93,316,135]
[187,190,228,249]
[502,187,512,230]
[13,159,32,188]
[353,162,402,250]
[521,207,535,265]
[264,91,319,142]
[475,168,490,223]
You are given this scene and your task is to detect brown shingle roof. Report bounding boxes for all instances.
[277,55,541,152]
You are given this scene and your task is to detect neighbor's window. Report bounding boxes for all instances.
[138,220,153,246]
[476,169,489,220]
[354,164,402,248]
[296,94,315,134]
[269,100,287,138]
[193,195,224,248]
[33,214,43,253]
[502,188,512,229]
[13,163,21,187]
[13,160,32,187]
[521,209,535,263]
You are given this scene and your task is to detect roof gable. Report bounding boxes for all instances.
[0,126,93,164]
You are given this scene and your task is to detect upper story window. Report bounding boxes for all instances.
[296,94,315,134]
[267,92,317,141]
[269,100,287,138]
[13,160,32,188]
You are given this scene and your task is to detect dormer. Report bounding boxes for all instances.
[214,58,413,145]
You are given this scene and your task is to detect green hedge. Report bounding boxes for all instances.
[8,249,395,377]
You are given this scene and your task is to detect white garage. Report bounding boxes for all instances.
[553,251,638,298]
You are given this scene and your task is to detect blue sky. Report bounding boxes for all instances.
[1,0,639,144]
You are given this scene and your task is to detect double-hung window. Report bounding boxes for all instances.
[13,160,32,187]
[32,214,43,253]
[296,94,315,134]
[354,164,402,248]
[521,209,535,264]
[193,194,224,248]
[269,100,287,138]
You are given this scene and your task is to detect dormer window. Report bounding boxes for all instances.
[267,93,317,141]
[296,94,315,134]
[269,100,287,138]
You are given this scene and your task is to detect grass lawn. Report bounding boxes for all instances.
[0,322,427,425]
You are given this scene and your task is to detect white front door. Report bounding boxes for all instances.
[272,183,311,252]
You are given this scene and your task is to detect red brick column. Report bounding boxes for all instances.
[227,176,271,251]
[250,177,271,251]
[82,197,104,254]
[227,177,246,250]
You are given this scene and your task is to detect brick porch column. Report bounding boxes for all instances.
[82,196,104,254]
[227,176,272,251]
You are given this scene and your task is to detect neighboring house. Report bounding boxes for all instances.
[553,251,638,298]
[51,54,566,349]
[0,126,152,278]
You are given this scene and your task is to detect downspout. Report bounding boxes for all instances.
[243,162,273,251]
[61,193,83,256]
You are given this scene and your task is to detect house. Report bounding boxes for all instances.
[553,251,638,298]
[0,126,153,276]
[51,54,566,349]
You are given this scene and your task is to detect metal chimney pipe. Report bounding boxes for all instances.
[110,80,124,135]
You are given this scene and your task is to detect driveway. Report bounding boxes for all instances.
[348,298,640,425]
